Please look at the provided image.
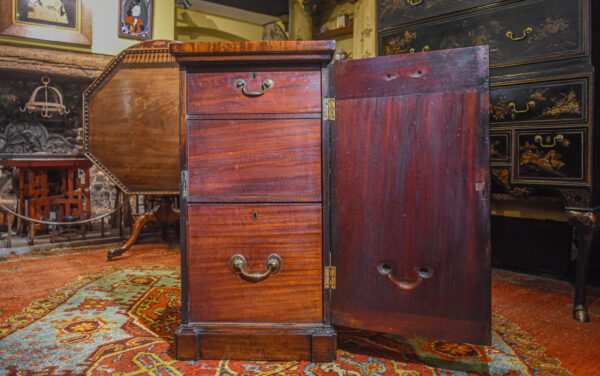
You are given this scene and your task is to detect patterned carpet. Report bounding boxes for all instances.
[0,265,572,376]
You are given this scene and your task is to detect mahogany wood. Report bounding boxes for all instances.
[330,46,491,345]
[84,40,180,195]
[187,69,321,114]
[187,119,321,200]
[175,324,336,361]
[174,41,336,362]
[174,41,491,360]
[186,203,322,323]
[170,41,337,55]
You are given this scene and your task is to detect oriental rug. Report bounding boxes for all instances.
[0,265,572,376]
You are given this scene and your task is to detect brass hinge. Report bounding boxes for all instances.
[323,98,335,121]
[324,266,336,290]
[181,170,188,199]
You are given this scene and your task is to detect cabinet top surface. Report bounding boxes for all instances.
[169,41,336,63]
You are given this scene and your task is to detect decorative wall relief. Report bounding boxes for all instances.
[0,73,87,158]
[0,122,78,155]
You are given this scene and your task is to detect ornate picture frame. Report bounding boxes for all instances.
[118,0,153,41]
[0,0,92,45]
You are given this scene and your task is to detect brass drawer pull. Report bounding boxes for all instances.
[506,27,533,41]
[229,254,282,283]
[377,263,433,290]
[234,78,274,97]
[534,134,564,148]
[409,45,430,53]
[508,100,535,114]
[407,0,423,6]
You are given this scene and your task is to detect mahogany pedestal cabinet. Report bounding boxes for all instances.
[171,41,491,362]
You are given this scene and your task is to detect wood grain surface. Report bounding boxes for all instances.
[187,69,321,114]
[87,63,180,193]
[330,46,491,345]
[170,40,336,55]
[187,119,321,201]
[186,204,323,323]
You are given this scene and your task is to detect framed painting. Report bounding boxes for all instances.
[0,0,92,45]
[118,0,153,40]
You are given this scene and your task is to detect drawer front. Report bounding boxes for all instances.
[490,77,589,126]
[186,203,323,323]
[379,0,587,67]
[378,0,500,30]
[187,69,321,114]
[515,128,587,184]
[187,119,321,201]
[490,131,511,162]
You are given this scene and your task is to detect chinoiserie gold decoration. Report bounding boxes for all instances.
[20,76,69,119]
[506,27,533,41]
[407,0,423,6]
[541,89,582,117]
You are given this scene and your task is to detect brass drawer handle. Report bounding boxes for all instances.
[506,27,533,41]
[234,78,274,97]
[508,100,535,114]
[409,45,430,53]
[229,254,282,283]
[377,263,433,290]
[407,0,423,5]
[534,134,564,148]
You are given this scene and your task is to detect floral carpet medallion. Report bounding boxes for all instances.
[0,267,571,375]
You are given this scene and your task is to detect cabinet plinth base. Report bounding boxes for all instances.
[175,323,336,361]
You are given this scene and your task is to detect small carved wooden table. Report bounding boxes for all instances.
[0,158,92,243]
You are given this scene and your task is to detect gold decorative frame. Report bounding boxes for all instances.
[0,0,92,45]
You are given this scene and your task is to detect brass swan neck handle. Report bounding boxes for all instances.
[229,254,282,283]
[234,78,274,97]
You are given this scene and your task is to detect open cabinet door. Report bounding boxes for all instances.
[330,46,491,345]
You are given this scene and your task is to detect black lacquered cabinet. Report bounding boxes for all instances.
[378,0,599,322]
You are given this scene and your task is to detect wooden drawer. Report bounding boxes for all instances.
[378,0,501,30]
[490,131,510,162]
[379,0,587,68]
[490,76,590,126]
[186,119,321,202]
[514,128,588,184]
[186,203,323,323]
[187,68,322,114]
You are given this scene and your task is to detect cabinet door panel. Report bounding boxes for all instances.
[330,46,491,345]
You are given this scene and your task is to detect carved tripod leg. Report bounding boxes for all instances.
[107,207,159,261]
[565,210,599,322]
[154,198,180,241]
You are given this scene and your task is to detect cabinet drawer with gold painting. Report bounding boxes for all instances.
[490,76,590,126]
[490,131,511,162]
[514,129,588,185]
[378,0,502,30]
[379,0,587,68]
